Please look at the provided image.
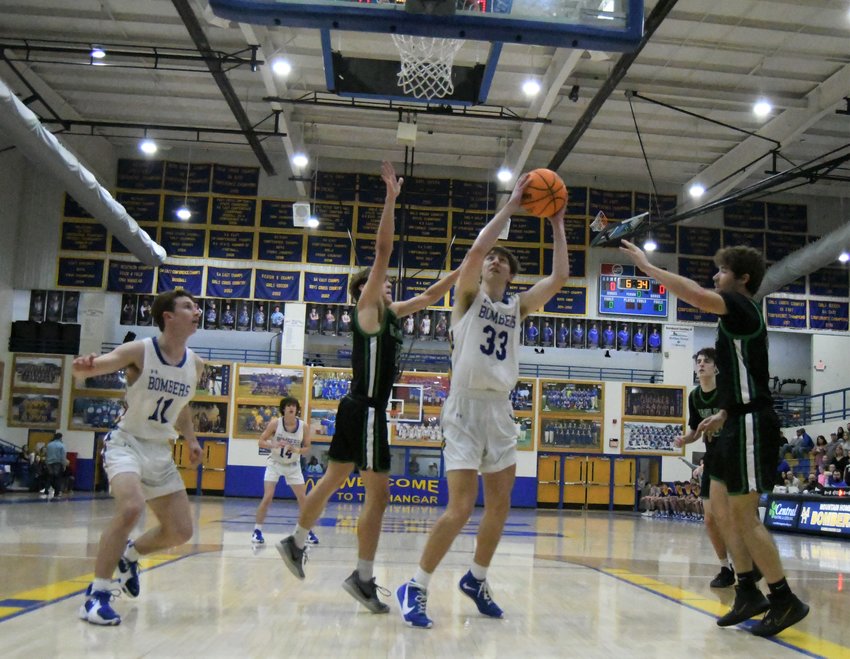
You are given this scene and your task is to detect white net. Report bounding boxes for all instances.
[391,34,464,99]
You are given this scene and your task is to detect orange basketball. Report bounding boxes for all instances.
[521,168,567,218]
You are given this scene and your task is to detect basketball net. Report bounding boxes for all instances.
[391,34,464,99]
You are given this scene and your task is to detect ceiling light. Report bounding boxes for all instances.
[753,99,772,117]
[643,235,657,252]
[497,167,512,182]
[522,79,541,97]
[139,139,157,155]
[292,152,309,168]
[90,46,106,60]
[689,182,705,198]
[271,57,292,77]
[839,252,849,263]
[176,207,192,221]
[306,217,319,228]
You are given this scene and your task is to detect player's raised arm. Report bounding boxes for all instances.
[72,342,143,382]
[391,268,461,319]
[519,204,570,319]
[359,161,401,310]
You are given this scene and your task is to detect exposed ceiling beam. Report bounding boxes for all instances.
[171,0,276,174]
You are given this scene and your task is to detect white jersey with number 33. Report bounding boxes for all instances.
[449,290,520,392]
[118,337,197,442]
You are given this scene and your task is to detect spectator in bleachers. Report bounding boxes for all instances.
[791,428,813,459]
[818,464,833,486]
[826,468,847,489]
[801,473,820,494]
[825,432,842,464]
[833,446,848,478]
[811,435,828,471]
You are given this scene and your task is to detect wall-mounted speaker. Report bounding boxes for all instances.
[292,202,311,227]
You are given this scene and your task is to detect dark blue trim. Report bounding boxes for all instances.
[209,0,645,51]
[477,43,502,104]
[320,29,335,92]
[151,336,187,368]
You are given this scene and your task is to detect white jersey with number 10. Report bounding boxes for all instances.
[117,337,197,442]
[449,290,520,392]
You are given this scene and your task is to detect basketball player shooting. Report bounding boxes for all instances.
[397,170,570,628]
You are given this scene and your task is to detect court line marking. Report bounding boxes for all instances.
[0,552,195,624]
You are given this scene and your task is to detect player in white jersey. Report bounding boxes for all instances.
[251,396,318,546]
[73,289,204,626]
[397,174,571,628]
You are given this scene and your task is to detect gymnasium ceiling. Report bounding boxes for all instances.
[1,0,849,211]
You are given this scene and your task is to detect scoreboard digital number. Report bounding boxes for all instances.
[598,263,668,318]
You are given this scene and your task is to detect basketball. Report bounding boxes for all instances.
[521,168,567,218]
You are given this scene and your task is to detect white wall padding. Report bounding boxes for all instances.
[0,75,166,266]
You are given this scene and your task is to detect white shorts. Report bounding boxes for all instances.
[264,460,305,486]
[441,390,518,473]
[103,428,185,501]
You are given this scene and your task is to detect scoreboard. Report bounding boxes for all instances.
[598,263,668,318]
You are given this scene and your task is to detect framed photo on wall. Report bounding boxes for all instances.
[622,420,684,455]
[12,354,64,391]
[9,392,61,428]
[69,396,125,431]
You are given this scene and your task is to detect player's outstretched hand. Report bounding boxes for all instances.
[673,434,685,448]
[546,200,567,225]
[381,161,403,198]
[505,172,531,212]
[72,353,98,374]
[619,239,650,269]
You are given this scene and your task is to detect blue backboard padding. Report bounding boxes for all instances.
[210,0,644,51]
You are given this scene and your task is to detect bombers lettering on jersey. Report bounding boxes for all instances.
[147,370,192,398]
[477,303,516,328]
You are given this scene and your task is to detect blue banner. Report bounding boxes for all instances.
[358,173,385,204]
[354,237,398,269]
[304,273,349,304]
[355,205,384,236]
[157,265,203,295]
[565,185,588,216]
[116,191,162,222]
[315,172,357,202]
[651,223,677,252]
[507,214,541,244]
[313,202,354,233]
[211,196,257,227]
[117,159,164,190]
[57,257,105,288]
[765,297,807,329]
[451,179,495,211]
[209,230,255,260]
[404,176,451,207]
[809,267,849,297]
[161,227,206,258]
[451,210,488,241]
[589,188,632,220]
[766,232,805,262]
[406,208,450,239]
[163,162,211,193]
[258,232,304,262]
[260,199,294,229]
[206,266,251,298]
[212,164,259,196]
[543,247,585,278]
[63,194,93,218]
[163,195,208,224]
[766,202,807,233]
[61,221,107,252]
[723,201,764,229]
[254,270,301,301]
[808,300,849,331]
[634,192,677,216]
[676,299,716,324]
[305,473,446,506]
[724,228,765,252]
[678,257,716,287]
[306,235,352,265]
[678,226,721,256]
[543,286,587,315]
[561,217,587,246]
[111,225,157,255]
[509,246,542,276]
[797,499,850,536]
[107,260,155,293]
[400,276,449,309]
[403,240,449,271]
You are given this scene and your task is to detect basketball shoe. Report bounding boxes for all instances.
[396,581,432,628]
[710,566,735,588]
[307,530,320,545]
[458,571,504,618]
[750,592,809,637]
[716,585,770,626]
[78,584,121,626]
[342,570,390,613]
[251,529,265,545]
[117,541,140,598]
[277,535,307,579]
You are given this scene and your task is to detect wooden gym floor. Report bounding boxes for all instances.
[0,494,847,658]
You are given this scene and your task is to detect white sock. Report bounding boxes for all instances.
[357,559,374,582]
[254,525,263,532]
[471,561,488,581]
[293,525,309,549]
[720,558,731,570]
[92,578,112,593]
[124,541,140,562]
[413,567,432,590]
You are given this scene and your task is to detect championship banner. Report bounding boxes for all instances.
[63,193,93,219]
[116,158,164,190]
[254,269,301,301]
[314,202,354,233]
[258,232,304,262]
[678,226,721,256]
[589,188,632,220]
[404,176,451,207]
[635,192,677,216]
[765,297,807,329]
[676,299,717,324]
[260,199,294,229]
[61,221,108,252]
[678,257,715,287]
[406,208,450,239]
[508,246,542,276]
[157,265,203,296]
[808,300,849,332]
[209,230,255,260]
[354,204,384,236]
[306,235,352,265]
[651,223,677,252]
[558,217,588,247]
[507,214,541,244]
[543,247,585,278]
[773,270,806,295]
[543,286,587,315]
[354,237,398,269]
[723,201,765,229]
[766,202,807,233]
[766,232,806,262]
[723,228,765,252]
[212,164,259,196]
[306,473,446,506]
[451,179,495,211]
[206,266,251,299]
[304,272,349,304]
[315,172,357,202]
[116,191,162,222]
[163,195,209,224]
[57,257,105,288]
[403,240,449,271]
[160,227,206,258]
[451,210,489,241]
[565,185,588,216]
[211,197,257,227]
[809,267,849,297]
[163,162,211,193]
[106,260,155,293]
[401,276,449,309]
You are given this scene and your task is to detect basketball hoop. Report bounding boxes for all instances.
[391,34,464,99]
